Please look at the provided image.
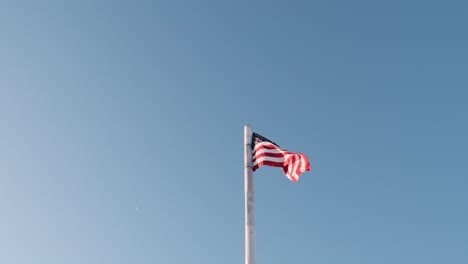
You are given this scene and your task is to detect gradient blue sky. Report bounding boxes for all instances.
[1,1,468,263]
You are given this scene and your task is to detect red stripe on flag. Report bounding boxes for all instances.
[253,160,284,171]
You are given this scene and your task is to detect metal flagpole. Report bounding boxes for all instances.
[244,125,255,264]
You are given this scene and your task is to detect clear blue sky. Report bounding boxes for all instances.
[1,1,467,263]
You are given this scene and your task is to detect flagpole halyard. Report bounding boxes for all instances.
[244,125,255,264]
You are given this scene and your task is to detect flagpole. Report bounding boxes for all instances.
[244,125,255,264]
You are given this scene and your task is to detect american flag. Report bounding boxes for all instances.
[252,132,310,182]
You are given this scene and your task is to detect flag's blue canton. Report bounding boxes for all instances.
[252,133,279,150]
